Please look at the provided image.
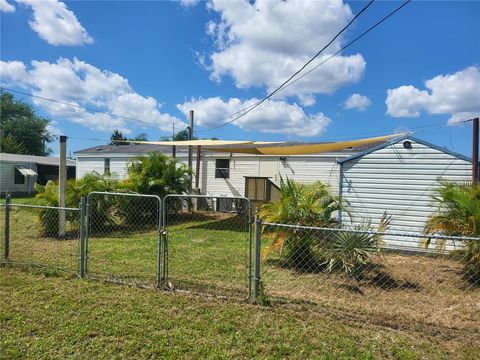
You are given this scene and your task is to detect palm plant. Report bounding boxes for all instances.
[123,152,191,198]
[260,177,347,268]
[424,180,480,279]
[324,213,391,278]
[120,152,192,222]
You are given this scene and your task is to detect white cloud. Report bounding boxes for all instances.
[0,0,15,12]
[0,60,29,85]
[343,93,371,111]
[177,97,331,137]
[0,58,186,134]
[46,120,61,136]
[386,66,480,124]
[179,0,200,7]
[16,0,93,46]
[203,0,366,103]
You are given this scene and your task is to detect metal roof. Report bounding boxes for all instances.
[74,143,188,155]
[337,135,472,164]
[0,153,76,167]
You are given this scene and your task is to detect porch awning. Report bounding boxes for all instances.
[126,133,406,156]
[16,167,37,176]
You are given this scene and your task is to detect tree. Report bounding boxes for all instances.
[173,129,192,141]
[109,130,149,145]
[109,129,127,145]
[0,91,54,155]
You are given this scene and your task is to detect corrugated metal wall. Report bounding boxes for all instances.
[340,138,472,251]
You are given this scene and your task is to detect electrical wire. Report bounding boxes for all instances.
[1,87,175,127]
[196,0,376,131]
[197,0,412,133]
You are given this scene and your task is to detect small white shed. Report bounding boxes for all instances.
[338,136,472,251]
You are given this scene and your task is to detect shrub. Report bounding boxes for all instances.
[323,213,391,279]
[424,180,480,280]
[35,173,119,236]
[119,152,192,224]
[260,178,347,269]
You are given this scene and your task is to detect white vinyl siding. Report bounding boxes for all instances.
[340,138,471,251]
[199,157,259,197]
[76,157,105,179]
[76,155,189,180]
[278,156,342,191]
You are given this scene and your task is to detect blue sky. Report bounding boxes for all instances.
[1,0,479,156]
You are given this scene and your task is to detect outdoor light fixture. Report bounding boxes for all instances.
[403,141,412,149]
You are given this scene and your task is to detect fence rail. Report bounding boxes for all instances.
[1,193,479,332]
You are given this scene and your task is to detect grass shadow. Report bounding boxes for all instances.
[187,215,249,233]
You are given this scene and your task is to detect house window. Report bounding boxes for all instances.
[104,158,111,175]
[14,168,25,184]
[215,159,230,178]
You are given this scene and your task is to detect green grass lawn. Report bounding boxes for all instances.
[1,208,479,358]
[2,268,479,360]
[0,196,38,205]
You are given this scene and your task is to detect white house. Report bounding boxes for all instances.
[0,153,76,195]
[75,136,473,250]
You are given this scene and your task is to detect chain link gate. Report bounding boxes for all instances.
[84,192,162,287]
[162,194,252,299]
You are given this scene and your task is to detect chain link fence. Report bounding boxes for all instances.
[254,219,480,335]
[84,192,162,288]
[0,201,80,274]
[2,192,479,337]
[163,195,251,299]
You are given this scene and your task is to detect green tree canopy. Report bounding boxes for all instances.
[109,130,149,145]
[0,91,54,155]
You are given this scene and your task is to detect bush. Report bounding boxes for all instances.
[34,154,192,234]
[323,213,391,279]
[260,178,347,269]
[35,173,119,236]
[424,180,480,280]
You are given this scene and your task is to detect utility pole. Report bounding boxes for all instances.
[58,135,67,237]
[188,110,194,192]
[473,117,479,186]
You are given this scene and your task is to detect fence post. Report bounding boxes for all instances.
[253,208,261,303]
[79,196,86,279]
[4,193,10,259]
[156,199,163,288]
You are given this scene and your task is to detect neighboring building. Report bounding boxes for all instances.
[338,136,472,250]
[0,153,76,195]
[75,136,473,251]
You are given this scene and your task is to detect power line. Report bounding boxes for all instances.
[264,0,412,96]
[1,87,175,127]
[198,0,411,133]
[196,0,375,131]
